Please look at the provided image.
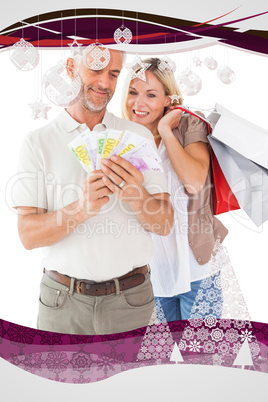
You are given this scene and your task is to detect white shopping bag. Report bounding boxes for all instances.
[208,104,268,169]
[208,135,268,227]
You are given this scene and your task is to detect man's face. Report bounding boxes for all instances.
[77,50,123,113]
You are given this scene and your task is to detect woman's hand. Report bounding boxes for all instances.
[158,107,183,139]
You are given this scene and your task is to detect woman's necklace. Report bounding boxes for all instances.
[153,130,161,139]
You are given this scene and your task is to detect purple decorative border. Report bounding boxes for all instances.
[1,318,268,383]
[0,9,268,54]
[1,5,268,386]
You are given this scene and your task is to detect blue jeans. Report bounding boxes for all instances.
[155,272,223,322]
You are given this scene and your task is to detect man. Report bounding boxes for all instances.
[13,48,173,335]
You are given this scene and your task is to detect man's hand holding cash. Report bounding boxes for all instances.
[69,128,164,212]
[80,170,113,217]
[101,155,145,207]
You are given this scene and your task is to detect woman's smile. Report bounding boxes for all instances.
[126,71,171,133]
[133,110,149,116]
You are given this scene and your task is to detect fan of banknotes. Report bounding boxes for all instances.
[68,128,163,173]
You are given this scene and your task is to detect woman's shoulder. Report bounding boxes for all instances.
[183,111,208,132]
[175,111,209,147]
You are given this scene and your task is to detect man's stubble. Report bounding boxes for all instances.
[79,84,113,113]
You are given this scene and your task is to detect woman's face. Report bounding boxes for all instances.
[126,71,171,133]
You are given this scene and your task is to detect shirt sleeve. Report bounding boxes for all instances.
[183,113,209,147]
[143,170,169,195]
[11,134,48,209]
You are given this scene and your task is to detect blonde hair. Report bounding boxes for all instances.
[121,57,183,120]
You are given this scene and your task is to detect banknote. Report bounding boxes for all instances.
[124,154,164,172]
[113,130,147,157]
[68,129,163,174]
[85,130,97,170]
[101,130,124,160]
[96,131,108,169]
[68,134,94,173]
[122,139,162,163]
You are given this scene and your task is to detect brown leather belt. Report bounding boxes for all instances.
[44,265,148,296]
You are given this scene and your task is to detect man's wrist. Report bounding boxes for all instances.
[60,199,90,225]
[128,186,150,213]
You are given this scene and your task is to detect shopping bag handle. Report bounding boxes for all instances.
[170,106,212,134]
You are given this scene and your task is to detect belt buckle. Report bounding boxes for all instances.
[76,280,86,294]
[76,280,94,294]
[76,279,114,296]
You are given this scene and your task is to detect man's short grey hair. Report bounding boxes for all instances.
[73,54,83,69]
[121,51,127,65]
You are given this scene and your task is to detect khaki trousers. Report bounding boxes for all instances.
[37,271,155,335]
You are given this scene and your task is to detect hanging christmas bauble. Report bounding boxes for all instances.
[42,60,82,107]
[178,68,202,96]
[204,56,218,70]
[28,98,51,120]
[68,39,83,57]
[169,93,182,105]
[217,65,236,84]
[192,56,203,67]
[83,43,111,70]
[9,38,39,71]
[114,26,132,44]
[125,55,151,82]
[158,56,176,74]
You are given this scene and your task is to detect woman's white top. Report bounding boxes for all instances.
[150,139,211,297]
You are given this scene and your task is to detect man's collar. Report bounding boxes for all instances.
[58,109,83,133]
[102,110,116,129]
[59,109,115,133]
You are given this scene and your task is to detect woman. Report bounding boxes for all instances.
[121,58,228,321]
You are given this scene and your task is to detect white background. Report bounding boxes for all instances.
[1,0,268,400]
[1,44,268,327]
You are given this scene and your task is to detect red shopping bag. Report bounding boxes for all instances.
[210,147,240,215]
[174,106,240,215]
